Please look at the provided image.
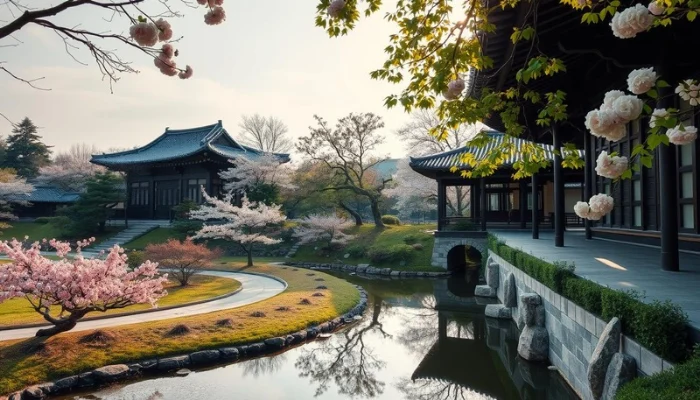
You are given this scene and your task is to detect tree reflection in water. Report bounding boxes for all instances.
[241,353,288,377]
[294,293,389,398]
[395,378,496,400]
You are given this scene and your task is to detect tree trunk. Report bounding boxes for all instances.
[36,311,87,337]
[338,201,363,226]
[98,220,106,233]
[370,200,384,228]
[246,249,253,267]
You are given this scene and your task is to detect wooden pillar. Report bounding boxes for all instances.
[553,126,565,247]
[658,85,680,271]
[437,180,447,231]
[584,129,593,240]
[532,173,539,239]
[473,183,481,224]
[519,179,527,229]
[480,178,487,231]
[470,186,475,219]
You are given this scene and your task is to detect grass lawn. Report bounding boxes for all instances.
[0,275,241,327]
[0,263,359,394]
[292,224,443,272]
[123,227,185,250]
[0,222,123,246]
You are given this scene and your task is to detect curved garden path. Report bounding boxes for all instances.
[0,270,287,341]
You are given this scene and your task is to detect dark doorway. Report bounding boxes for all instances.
[446,245,483,273]
[154,180,180,220]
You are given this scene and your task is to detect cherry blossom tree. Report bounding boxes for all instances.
[293,214,355,249]
[0,168,34,228]
[145,239,221,286]
[190,191,286,267]
[0,0,227,93]
[219,153,295,204]
[0,239,168,337]
[36,144,106,192]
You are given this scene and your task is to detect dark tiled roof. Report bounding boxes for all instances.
[91,121,290,167]
[409,130,584,172]
[19,185,80,204]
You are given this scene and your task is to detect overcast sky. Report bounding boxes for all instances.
[0,1,425,160]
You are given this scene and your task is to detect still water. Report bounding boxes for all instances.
[56,272,579,400]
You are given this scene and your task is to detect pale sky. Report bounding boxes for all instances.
[0,1,420,160]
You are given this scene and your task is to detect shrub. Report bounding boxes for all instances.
[403,233,431,245]
[633,300,690,363]
[172,220,203,236]
[446,219,477,231]
[381,215,401,225]
[345,244,367,259]
[411,243,424,250]
[601,289,643,337]
[34,217,51,224]
[562,277,606,316]
[46,216,71,233]
[367,244,414,264]
[126,250,145,271]
[616,354,700,400]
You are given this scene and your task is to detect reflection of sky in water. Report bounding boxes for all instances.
[57,276,577,400]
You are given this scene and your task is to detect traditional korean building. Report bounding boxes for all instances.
[410,130,585,232]
[13,184,81,218]
[91,121,290,220]
[418,0,700,270]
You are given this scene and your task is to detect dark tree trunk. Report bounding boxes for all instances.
[36,311,87,337]
[339,201,363,226]
[370,200,384,228]
[247,250,253,267]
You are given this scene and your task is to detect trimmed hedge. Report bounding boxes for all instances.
[380,215,401,225]
[616,353,700,400]
[488,234,691,363]
[345,244,367,259]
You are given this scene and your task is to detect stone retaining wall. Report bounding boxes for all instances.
[431,233,488,268]
[490,253,674,400]
[2,286,369,400]
[283,262,452,278]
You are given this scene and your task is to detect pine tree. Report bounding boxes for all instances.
[60,172,124,236]
[4,118,52,178]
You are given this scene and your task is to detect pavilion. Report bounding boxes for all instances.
[410,130,585,235]
[422,0,700,271]
[91,121,290,220]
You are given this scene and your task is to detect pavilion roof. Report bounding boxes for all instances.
[409,130,584,173]
[91,121,290,168]
[11,184,80,204]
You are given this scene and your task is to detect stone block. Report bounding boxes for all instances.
[567,300,577,320]
[158,356,191,371]
[535,305,546,327]
[596,318,607,337]
[485,304,512,319]
[475,285,496,298]
[586,312,597,335]
[92,364,130,382]
[602,353,637,400]
[587,317,621,400]
[640,346,662,376]
[503,272,517,307]
[518,326,549,361]
[662,360,674,372]
[190,350,220,365]
[219,347,240,359]
[520,293,542,327]
[622,336,640,364]
[486,263,500,289]
[264,337,286,350]
[576,305,586,327]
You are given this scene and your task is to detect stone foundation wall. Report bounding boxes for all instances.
[431,235,488,268]
[489,253,674,400]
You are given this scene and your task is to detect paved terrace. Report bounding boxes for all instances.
[492,230,700,330]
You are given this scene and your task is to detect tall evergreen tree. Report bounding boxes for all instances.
[4,118,52,178]
[60,173,124,236]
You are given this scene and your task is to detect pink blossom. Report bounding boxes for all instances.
[178,65,193,80]
[207,0,224,6]
[589,193,614,216]
[444,78,465,100]
[627,67,658,95]
[161,43,175,58]
[129,22,159,47]
[0,239,168,336]
[648,1,665,15]
[666,124,698,146]
[573,201,591,219]
[293,215,355,247]
[160,64,178,77]
[611,94,643,122]
[595,151,628,179]
[610,4,654,39]
[675,79,700,106]
[196,0,207,4]
[204,6,226,25]
[155,18,173,42]
[600,90,626,111]
[585,109,625,141]
[219,153,296,193]
[154,53,174,70]
[328,0,346,18]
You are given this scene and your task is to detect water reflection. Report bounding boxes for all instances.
[56,273,578,400]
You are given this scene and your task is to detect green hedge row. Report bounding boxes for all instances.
[487,234,691,363]
[616,351,700,400]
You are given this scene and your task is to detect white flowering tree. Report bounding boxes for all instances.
[293,214,355,249]
[36,144,106,192]
[0,0,227,93]
[219,153,295,205]
[0,168,34,228]
[190,191,286,267]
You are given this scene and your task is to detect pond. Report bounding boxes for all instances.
[55,272,579,400]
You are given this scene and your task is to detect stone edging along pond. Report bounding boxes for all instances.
[2,285,369,400]
[283,261,452,278]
